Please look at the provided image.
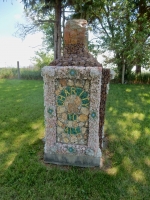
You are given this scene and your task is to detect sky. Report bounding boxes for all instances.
[0,0,43,67]
[0,0,107,68]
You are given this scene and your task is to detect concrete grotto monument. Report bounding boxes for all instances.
[41,19,115,167]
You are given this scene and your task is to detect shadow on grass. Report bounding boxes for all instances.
[0,80,150,199]
[104,84,150,199]
[0,79,44,172]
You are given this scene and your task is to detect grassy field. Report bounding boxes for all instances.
[0,79,150,200]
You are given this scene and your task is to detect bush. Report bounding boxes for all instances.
[31,50,53,69]
[111,72,150,84]
[0,68,42,80]
[0,68,18,79]
[20,68,42,80]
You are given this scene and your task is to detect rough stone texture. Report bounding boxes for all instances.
[42,19,114,167]
[41,66,102,165]
[49,19,111,150]
[64,19,87,46]
[50,44,102,67]
[55,78,90,145]
[99,69,111,148]
[49,19,102,68]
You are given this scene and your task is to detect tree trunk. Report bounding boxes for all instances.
[122,59,125,84]
[116,53,123,83]
[54,0,61,59]
[136,65,141,74]
[62,7,65,52]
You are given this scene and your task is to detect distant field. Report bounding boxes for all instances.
[0,79,150,200]
[0,67,150,84]
[0,68,42,80]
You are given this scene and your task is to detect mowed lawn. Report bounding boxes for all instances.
[0,79,150,200]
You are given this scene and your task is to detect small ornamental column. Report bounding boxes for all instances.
[42,19,114,167]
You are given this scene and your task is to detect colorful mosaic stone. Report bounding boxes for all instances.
[56,79,90,145]
[42,19,114,167]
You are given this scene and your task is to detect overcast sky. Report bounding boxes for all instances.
[0,0,43,67]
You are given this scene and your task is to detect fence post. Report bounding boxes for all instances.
[17,61,20,79]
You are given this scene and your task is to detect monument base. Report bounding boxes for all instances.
[44,153,100,167]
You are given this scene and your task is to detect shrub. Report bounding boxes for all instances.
[0,68,18,79]
[20,68,42,80]
[0,68,42,80]
[111,72,150,84]
[31,50,53,69]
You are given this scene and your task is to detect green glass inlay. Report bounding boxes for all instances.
[69,69,76,76]
[57,99,64,106]
[75,126,81,134]
[64,126,81,134]
[75,87,83,96]
[60,89,66,97]
[57,86,89,106]
[91,111,96,118]
[48,108,53,114]
[68,147,74,153]
[80,91,88,99]
[82,99,89,104]
[67,114,77,121]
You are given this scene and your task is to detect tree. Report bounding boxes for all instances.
[20,0,100,59]
[18,0,150,82]
[72,0,150,82]
[15,4,55,52]
[31,50,53,69]
[21,0,84,59]
[21,0,62,59]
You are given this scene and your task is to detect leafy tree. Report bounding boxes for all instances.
[20,0,98,58]
[31,50,53,69]
[72,0,150,82]
[16,0,150,83]
[20,0,85,59]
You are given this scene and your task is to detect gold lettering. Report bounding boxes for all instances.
[58,95,66,102]
[82,97,89,101]
[64,89,70,97]
[64,127,68,133]
[70,127,72,134]
[71,87,76,95]
[78,90,84,97]
[82,103,89,108]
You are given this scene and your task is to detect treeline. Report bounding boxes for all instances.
[0,67,150,84]
[15,0,150,84]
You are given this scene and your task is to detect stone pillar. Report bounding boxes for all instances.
[64,19,88,46]
[42,19,114,167]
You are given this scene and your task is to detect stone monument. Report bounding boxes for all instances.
[41,19,115,167]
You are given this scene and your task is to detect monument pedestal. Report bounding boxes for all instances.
[42,19,114,167]
[42,66,102,167]
[44,152,100,167]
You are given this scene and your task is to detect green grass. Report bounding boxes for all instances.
[0,80,150,200]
